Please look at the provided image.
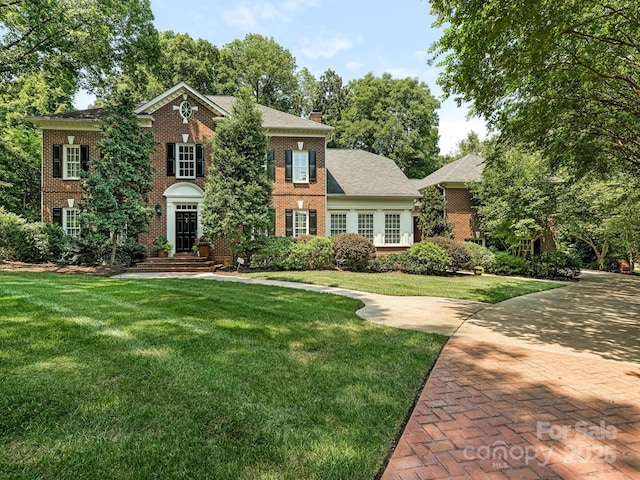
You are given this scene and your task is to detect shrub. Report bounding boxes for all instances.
[369,253,406,273]
[15,222,69,263]
[530,251,581,279]
[423,237,472,271]
[404,242,452,275]
[333,233,376,271]
[250,236,293,270]
[62,233,146,266]
[464,242,496,271]
[490,252,531,276]
[0,208,26,260]
[288,236,334,270]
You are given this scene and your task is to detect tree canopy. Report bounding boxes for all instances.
[333,73,440,178]
[430,0,640,173]
[1,0,160,94]
[215,34,298,112]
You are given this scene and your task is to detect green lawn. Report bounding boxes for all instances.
[245,270,565,303]
[0,272,445,480]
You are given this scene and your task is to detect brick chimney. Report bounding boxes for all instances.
[309,109,323,123]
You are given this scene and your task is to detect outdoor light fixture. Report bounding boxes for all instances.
[155,204,162,216]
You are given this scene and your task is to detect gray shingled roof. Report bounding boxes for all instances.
[326,149,420,197]
[33,107,110,120]
[208,95,333,133]
[415,154,485,189]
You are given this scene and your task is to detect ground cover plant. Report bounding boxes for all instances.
[0,272,445,479]
[246,270,564,304]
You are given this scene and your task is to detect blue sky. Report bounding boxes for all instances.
[76,0,487,154]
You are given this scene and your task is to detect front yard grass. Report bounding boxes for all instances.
[0,272,445,480]
[245,270,565,303]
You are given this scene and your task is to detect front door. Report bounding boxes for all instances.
[175,210,197,253]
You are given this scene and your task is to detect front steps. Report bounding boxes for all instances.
[127,253,223,273]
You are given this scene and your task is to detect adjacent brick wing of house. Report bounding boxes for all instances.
[30,82,333,264]
[413,154,485,244]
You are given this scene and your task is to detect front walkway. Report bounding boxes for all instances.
[381,272,640,480]
[116,271,640,479]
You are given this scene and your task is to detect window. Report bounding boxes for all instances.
[294,210,308,237]
[177,144,196,179]
[518,238,533,256]
[330,213,347,236]
[64,145,81,179]
[64,208,80,236]
[293,151,308,183]
[385,213,401,244]
[465,238,486,247]
[358,213,374,242]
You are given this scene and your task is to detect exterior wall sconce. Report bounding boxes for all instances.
[155,204,162,216]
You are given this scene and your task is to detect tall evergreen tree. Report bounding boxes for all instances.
[80,91,156,264]
[417,186,453,238]
[202,91,273,260]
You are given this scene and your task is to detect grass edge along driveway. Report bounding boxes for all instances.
[0,272,446,480]
[245,270,566,304]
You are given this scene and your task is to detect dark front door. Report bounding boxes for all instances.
[175,211,197,253]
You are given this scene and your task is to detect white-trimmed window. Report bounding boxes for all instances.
[293,151,309,183]
[177,144,196,179]
[330,213,347,236]
[385,213,401,244]
[64,145,81,179]
[63,208,80,236]
[465,238,486,247]
[294,210,309,237]
[358,213,374,242]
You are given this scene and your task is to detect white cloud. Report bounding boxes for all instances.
[438,99,488,154]
[299,35,353,59]
[222,0,319,30]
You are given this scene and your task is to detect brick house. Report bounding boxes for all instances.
[414,153,486,245]
[30,82,333,264]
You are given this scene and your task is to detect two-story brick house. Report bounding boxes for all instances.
[31,82,333,264]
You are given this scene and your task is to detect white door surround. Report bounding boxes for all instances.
[163,182,205,254]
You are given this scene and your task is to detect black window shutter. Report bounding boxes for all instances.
[167,143,176,176]
[309,209,317,235]
[196,144,205,177]
[309,150,317,183]
[80,145,89,173]
[52,208,63,226]
[267,149,275,181]
[285,150,292,182]
[285,209,293,237]
[53,145,62,178]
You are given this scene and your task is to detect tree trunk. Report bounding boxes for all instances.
[110,233,118,265]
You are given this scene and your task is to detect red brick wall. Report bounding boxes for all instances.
[141,95,215,248]
[269,136,326,237]
[445,188,481,241]
[40,94,327,264]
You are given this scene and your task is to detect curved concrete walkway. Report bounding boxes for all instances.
[114,271,486,336]
[116,271,640,479]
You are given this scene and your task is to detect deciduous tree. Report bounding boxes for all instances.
[333,73,440,178]
[215,34,298,112]
[430,0,640,173]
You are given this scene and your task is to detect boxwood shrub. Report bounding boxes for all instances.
[423,237,472,271]
[333,233,376,271]
[404,242,452,275]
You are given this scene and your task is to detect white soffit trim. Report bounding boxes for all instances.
[134,82,228,118]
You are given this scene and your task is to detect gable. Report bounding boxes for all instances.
[135,82,228,118]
